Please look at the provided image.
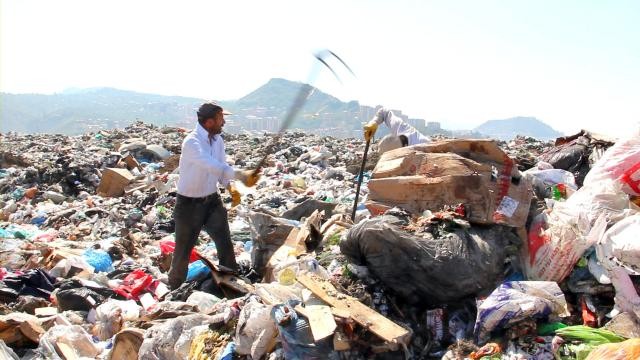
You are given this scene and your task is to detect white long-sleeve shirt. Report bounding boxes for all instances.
[176,124,235,197]
[374,109,430,145]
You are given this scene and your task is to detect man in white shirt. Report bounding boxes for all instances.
[363,107,431,153]
[169,101,258,290]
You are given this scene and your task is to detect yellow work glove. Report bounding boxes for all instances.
[234,169,261,187]
[363,120,378,142]
[227,183,241,207]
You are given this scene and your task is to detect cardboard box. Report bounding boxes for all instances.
[97,168,135,197]
[366,139,533,227]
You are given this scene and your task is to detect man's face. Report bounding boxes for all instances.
[203,111,225,135]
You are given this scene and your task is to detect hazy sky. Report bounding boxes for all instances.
[2,0,639,136]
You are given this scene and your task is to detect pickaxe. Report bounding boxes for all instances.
[250,50,355,177]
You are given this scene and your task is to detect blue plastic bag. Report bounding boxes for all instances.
[219,341,236,360]
[83,248,114,273]
[243,241,253,252]
[186,260,210,281]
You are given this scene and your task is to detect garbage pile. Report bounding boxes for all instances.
[1,121,639,360]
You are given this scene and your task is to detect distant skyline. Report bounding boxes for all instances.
[2,0,639,137]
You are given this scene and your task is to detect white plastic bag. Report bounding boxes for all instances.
[92,300,141,340]
[523,167,578,189]
[525,208,593,282]
[235,301,277,360]
[596,214,640,319]
[138,314,220,360]
[186,291,221,314]
[525,180,634,282]
[584,130,640,195]
[174,324,210,359]
[0,340,19,360]
[37,325,102,359]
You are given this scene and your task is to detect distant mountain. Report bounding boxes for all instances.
[473,117,562,141]
[0,79,372,135]
[224,78,368,133]
[1,88,203,134]
[1,80,561,140]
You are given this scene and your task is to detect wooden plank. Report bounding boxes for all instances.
[297,273,410,346]
[331,307,351,319]
[295,304,337,341]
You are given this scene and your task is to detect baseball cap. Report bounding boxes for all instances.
[197,101,233,120]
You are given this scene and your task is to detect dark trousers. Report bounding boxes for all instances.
[168,193,238,290]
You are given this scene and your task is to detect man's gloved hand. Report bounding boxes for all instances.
[227,183,241,207]
[363,120,378,142]
[234,169,261,187]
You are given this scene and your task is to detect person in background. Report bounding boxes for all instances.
[168,101,259,290]
[363,107,431,153]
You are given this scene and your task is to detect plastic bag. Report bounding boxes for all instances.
[1,269,56,299]
[474,281,570,343]
[112,269,153,300]
[159,240,200,263]
[83,248,114,273]
[186,291,221,313]
[556,325,625,345]
[271,300,334,360]
[585,338,640,360]
[523,166,578,199]
[235,301,277,359]
[525,180,629,282]
[55,286,107,312]
[138,314,221,360]
[37,325,102,359]
[254,282,303,304]
[186,260,210,282]
[0,340,19,360]
[92,300,141,340]
[596,214,640,319]
[174,324,210,359]
[584,130,640,195]
[341,214,518,304]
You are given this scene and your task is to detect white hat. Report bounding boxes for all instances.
[378,135,403,154]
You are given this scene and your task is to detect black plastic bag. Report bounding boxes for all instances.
[1,269,56,300]
[341,215,520,304]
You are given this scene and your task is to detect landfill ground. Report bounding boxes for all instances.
[1,122,640,360]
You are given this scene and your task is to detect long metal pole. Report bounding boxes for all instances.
[351,138,371,221]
